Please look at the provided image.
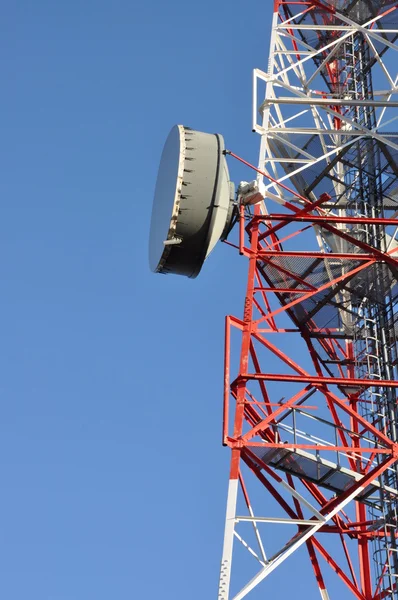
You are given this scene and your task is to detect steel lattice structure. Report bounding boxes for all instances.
[218,2,398,599]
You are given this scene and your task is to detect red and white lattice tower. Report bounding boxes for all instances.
[218,2,398,599]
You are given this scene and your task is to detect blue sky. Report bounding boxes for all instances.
[0,2,329,599]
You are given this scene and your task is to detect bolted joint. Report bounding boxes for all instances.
[228,438,244,449]
[224,436,241,448]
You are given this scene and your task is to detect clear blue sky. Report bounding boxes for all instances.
[1,2,326,599]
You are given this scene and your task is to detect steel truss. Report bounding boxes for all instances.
[218,2,398,599]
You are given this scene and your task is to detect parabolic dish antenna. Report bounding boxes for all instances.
[149,125,235,278]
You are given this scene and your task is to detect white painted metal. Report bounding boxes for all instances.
[320,588,331,600]
[233,482,368,600]
[254,10,398,208]
[218,478,239,600]
[219,3,398,598]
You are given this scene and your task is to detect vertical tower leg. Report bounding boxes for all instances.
[218,2,398,598]
[218,207,260,600]
[218,464,239,600]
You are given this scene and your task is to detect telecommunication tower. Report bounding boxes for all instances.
[149,1,398,599]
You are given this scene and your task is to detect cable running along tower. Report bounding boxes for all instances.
[149,0,398,598]
[218,1,398,599]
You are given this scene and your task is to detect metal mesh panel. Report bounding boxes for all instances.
[250,445,398,508]
[260,255,398,332]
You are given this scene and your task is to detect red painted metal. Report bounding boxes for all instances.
[220,162,398,599]
[218,2,398,599]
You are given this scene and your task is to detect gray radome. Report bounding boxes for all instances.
[149,125,234,278]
